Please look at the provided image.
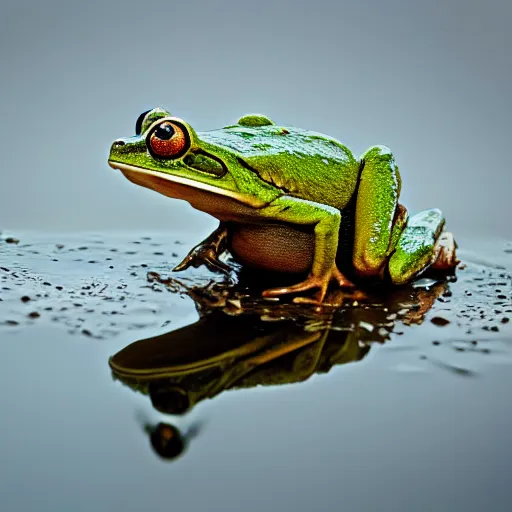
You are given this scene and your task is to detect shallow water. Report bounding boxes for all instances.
[1,232,511,511]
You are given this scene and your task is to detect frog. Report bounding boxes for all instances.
[108,107,457,304]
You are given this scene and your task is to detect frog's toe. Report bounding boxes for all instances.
[431,232,459,270]
[262,276,330,304]
[262,280,322,299]
[173,248,202,272]
[292,295,326,306]
[332,266,356,288]
[172,259,193,272]
[262,265,354,304]
[202,257,233,275]
[173,246,232,275]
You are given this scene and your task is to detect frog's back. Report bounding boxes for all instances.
[199,124,360,209]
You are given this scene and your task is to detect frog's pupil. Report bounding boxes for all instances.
[155,123,175,140]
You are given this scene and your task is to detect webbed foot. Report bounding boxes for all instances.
[173,222,231,275]
[262,265,355,305]
[173,244,232,275]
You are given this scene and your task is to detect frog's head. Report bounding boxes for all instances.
[108,107,272,207]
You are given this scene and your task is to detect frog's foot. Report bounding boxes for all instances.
[431,231,459,271]
[173,244,232,275]
[262,265,355,305]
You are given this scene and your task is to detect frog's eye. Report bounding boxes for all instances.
[147,120,190,159]
[135,110,152,135]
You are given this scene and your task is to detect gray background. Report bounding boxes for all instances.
[1,0,511,238]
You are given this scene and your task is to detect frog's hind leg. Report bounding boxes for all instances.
[352,145,403,278]
[387,209,454,284]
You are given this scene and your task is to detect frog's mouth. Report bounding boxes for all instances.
[108,161,265,207]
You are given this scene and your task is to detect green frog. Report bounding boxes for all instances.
[108,107,457,303]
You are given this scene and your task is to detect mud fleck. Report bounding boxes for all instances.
[431,316,451,326]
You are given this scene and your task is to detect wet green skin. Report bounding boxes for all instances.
[108,108,448,301]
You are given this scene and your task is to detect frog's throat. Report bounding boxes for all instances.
[108,161,266,208]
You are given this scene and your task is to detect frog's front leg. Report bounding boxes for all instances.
[257,196,354,304]
[173,222,232,275]
[353,145,404,277]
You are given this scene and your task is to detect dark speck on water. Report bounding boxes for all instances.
[0,232,512,512]
[430,316,451,326]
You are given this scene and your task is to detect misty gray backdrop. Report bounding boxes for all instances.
[1,0,510,238]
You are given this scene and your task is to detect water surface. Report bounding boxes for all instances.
[0,233,511,511]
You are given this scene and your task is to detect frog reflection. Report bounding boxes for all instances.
[109,279,448,459]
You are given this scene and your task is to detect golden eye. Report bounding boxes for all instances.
[148,120,189,159]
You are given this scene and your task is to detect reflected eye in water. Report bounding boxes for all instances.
[136,410,194,462]
[137,411,205,462]
[149,382,191,415]
[148,422,186,461]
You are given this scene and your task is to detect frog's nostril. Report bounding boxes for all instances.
[113,139,125,148]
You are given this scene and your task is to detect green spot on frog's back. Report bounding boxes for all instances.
[237,114,275,127]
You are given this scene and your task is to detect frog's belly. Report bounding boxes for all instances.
[229,224,314,274]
